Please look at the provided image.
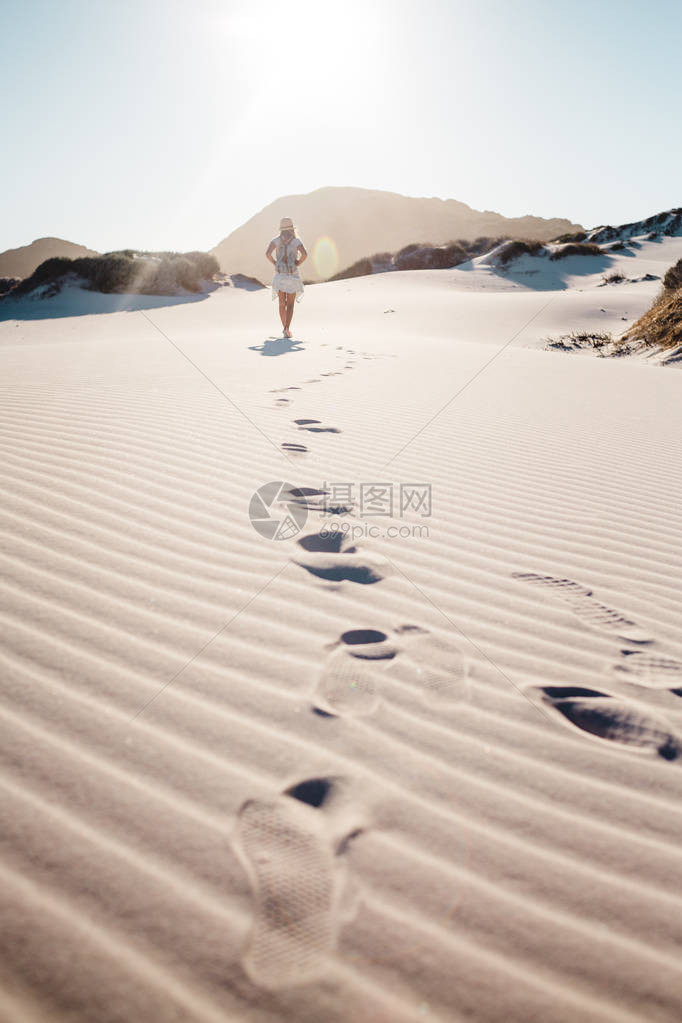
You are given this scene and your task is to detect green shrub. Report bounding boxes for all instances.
[329,258,373,282]
[395,247,429,270]
[552,231,587,243]
[183,251,220,279]
[327,236,508,281]
[663,257,682,291]
[78,255,141,292]
[0,277,20,296]
[172,257,198,293]
[12,257,74,295]
[396,243,421,259]
[394,242,471,271]
[6,248,219,298]
[432,243,469,268]
[497,239,545,266]
[549,242,602,261]
[101,249,137,259]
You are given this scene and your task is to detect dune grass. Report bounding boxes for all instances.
[549,242,602,261]
[328,236,506,282]
[3,250,220,299]
[622,279,682,351]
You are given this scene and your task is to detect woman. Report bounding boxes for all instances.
[265,216,307,338]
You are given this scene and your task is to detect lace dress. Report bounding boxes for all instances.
[271,234,305,303]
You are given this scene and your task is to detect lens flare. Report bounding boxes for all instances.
[312,236,339,280]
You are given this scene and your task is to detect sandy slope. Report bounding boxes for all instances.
[1,259,681,1022]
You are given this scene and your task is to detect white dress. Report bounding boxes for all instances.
[271,235,305,303]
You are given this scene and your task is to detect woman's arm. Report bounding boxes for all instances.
[296,244,308,266]
[265,240,276,265]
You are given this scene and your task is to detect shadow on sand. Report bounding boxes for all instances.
[455,251,614,291]
[0,288,211,321]
[249,337,305,356]
[0,275,265,321]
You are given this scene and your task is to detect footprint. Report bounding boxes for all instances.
[293,547,390,585]
[512,571,651,643]
[569,599,652,644]
[294,532,391,585]
[390,631,472,706]
[336,628,398,660]
[612,651,682,688]
[281,442,308,455]
[525,684,682,760]
[233,781,363,990]
[312,648,383,716]
[294,418,341,434]
[394,624,430,637]
[511,572,593,599]
[275,398,291,407]
[280,486,329,512]
[297,531,352,554]
[286,777,335,807]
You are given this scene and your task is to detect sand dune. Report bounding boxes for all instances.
[1,245,681,1021]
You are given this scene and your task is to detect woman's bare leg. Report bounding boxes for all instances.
[284,292,296,331]
[278,291,287,332]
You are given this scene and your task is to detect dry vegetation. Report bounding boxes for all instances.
[0,277,20,296]
[496,239,545,265]
[546,256,682,357]
[544,330,614,353]
[601,270,627,284]
[621,258,682,351]
[1,250,220,299]
[551,230,588,244]
[549,242,602,261]
[328,237,506,282]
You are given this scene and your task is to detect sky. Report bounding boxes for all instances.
[2,0,680,254]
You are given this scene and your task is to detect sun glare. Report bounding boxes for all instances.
[229,1,379,64]
[312,236,339,279]
[224,2,382,114]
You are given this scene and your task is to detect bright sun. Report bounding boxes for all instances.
[224,2,382,122]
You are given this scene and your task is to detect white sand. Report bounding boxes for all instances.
[1,236,682,1022]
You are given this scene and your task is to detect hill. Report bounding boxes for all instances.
[210,185,583,283]
[0,236,100,280]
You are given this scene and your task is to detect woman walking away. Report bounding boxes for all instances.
[266,217,307,338]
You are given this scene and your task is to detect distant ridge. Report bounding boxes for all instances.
[0,237,99,280]
[211,185,584,283]
[581,207,682,245]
